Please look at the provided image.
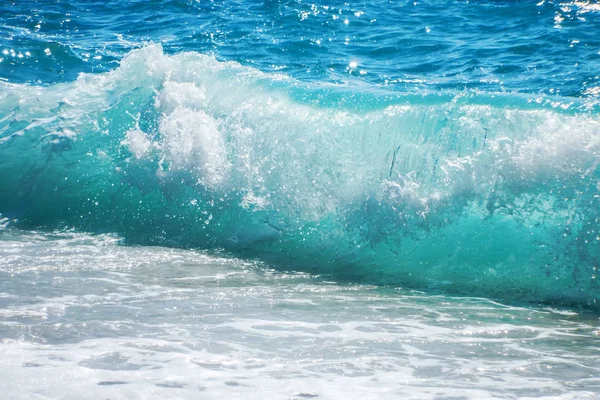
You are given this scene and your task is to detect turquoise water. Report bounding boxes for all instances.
[1,1,600,398]
[2,0,600,307]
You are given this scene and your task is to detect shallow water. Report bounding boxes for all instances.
[1,229,599,399]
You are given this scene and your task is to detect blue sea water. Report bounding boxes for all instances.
[1,1,600,398]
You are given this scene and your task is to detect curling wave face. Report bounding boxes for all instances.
[1,46,599,307]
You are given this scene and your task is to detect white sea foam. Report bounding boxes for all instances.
[158,106,229,186]
[0,231,599,399]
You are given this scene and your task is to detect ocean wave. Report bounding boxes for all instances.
[1,45,599,307]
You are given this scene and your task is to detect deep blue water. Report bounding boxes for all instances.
[2,0,600,97]
[1,0,600,308]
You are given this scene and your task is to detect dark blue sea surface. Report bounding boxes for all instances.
[2,0,600,97]
[1,0,600,308]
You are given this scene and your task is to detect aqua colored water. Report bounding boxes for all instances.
[1,1,600,398]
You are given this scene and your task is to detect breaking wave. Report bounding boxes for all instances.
[1,45,599,307]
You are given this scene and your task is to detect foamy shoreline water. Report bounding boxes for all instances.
[1,230,599,399]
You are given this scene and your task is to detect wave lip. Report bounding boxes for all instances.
[1,45,599,308]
